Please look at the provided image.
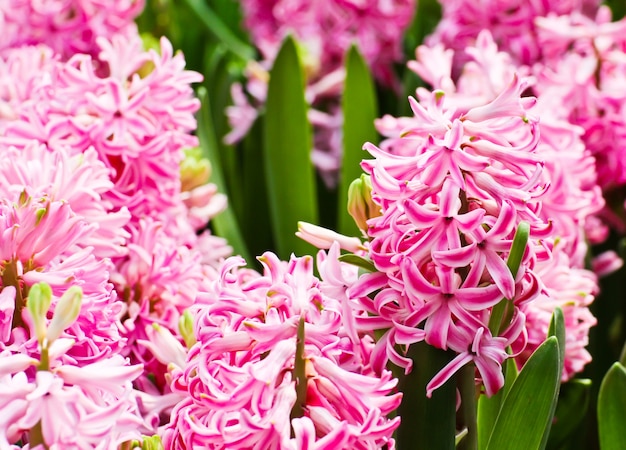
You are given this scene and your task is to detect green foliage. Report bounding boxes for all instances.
[183,0,254,61]
[339,45,379,236]
[477,358,519,450]
[396,343,457,450]
[547,379,592,449]
[337,253,376,273]
[485,337,561,450]
[598,362,626,450]
[263,36,319,258]
[196,87,252,263]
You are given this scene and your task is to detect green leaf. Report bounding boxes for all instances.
[263,36,318,258]
[547,379,591,449]
[337,253,376,272]
[598,362,626,450]
[540,307,566,449]
[547,307,566,368]
[396,343,457,450]
[239,118,274,260]
[477,357,518,450]
[183,0,255,61]
[398,0,442,116]
[338,45,378,236]
[196,87,252,263]
[485,336,561,450]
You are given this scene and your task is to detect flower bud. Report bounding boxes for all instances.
[27,282,52,343]
[179,309,196,349]
[46,286,82,343]
[141,435,164,450]
[296,222,364,252]
[180,147,211,192]
[347,174,380,233]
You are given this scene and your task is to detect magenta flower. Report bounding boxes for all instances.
[339,29,606,395]
[345,57,557,396]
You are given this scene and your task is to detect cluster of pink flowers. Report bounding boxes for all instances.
[429,0,600,65]
[0,0,619,446]
[226,0,416,186]
[0,3,233,448]
[530,7,626,227]
[163,246,401,449]
[428,1,626,239]
[341,29,605,395]
[0,0,145,59]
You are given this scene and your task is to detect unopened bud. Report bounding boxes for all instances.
[180,147,211,192]
[179,310,196,349]
[141,435,164,450]
[296,222,364,252]
[347,174,380,233]
[46,286,82,343]
[27,282,52,343]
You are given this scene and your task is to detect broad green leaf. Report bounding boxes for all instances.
[240,118,274,260]
[399,0,442,116]
[183,0,255,61]
[486,337,561,450]
[477,357,518,450]
[263,36,319,258]
[337,254,376,272]
[547,307,566,368]
[547,379,591,449]
[396,343,457,450]
[598,362,626,450]
[196,87,252,263]
[204,48,243,211]
[338,45,378,236]
[540,307,566,449]
[458,363,478,450]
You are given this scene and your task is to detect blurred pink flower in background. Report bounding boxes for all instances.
[0,0,145,59]
[428,0,599,66]
[226,0,416,186]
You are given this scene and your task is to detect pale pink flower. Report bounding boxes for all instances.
[515,242,598,380]
[0,142,130,259]
[0,34,203,229]
[163,252,400,449]
[296,221,365,253]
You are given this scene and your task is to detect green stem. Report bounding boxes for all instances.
[29,421,48,450]
[458,363,478,450]
[396,342,457,450]
[2,260,25,329]
[290,317,307,423]
[39,345,49,371]
[29,345,50,449]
